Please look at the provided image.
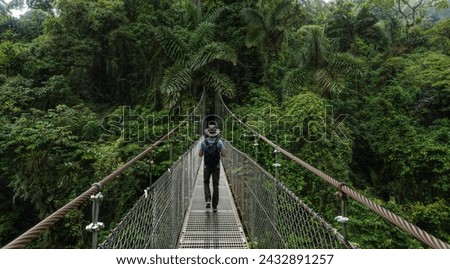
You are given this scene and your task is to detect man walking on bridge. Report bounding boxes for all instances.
[199,122,225,212]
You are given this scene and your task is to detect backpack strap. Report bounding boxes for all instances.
[205,137,218,145]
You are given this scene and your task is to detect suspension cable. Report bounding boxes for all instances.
[218,94,450,249]
[3,92,205,249]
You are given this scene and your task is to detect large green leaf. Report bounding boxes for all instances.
[154,26,189,64]
[241,7,265,27]
[330,52,365,77]
[244,26,267,48]
[189,21,215,51]
[269,0,293,25]
[314,68,345,95]
[201,69,236,98]
[189,42,237,71]
[160,65,192,108]
[282,67,306,97]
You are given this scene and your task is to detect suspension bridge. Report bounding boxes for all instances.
[2,92,449,249]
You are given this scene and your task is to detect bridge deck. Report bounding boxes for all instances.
[177,160,248,249]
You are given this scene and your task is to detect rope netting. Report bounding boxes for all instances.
[5,89,449,249]
[216,94,450,249]
[2,92,206,249]
[222,140,353,248]
[99,141,201,248]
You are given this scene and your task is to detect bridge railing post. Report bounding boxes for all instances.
[85,183,104,249]
[273,148,281,179]
[169,132,173,161]
[335,184,349,243]
[148,151,154,187]
[253,133,259,162]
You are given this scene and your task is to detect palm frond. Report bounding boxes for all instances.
[298,25,329,68]
[314,68,345,96]
[330,52,365,77]
[241,7,265,27]
[161,65,192,108]
[401,31,429,48]
[270,0,293,26]
[204,6,230,23]
[374,20,393,47]
[354,6,378,32]
[326,26,347,40]
[182,1,201,29]
[189,42,237,71]
[189,21,215,51]
[201,69,236,98]
[244,26,266,48]
[282,68,306,97]
[154,26,189,65]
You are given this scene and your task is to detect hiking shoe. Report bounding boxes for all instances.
[206,202,211,209]
[213,207,218,212]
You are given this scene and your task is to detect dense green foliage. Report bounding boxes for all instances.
[1,0,449,248]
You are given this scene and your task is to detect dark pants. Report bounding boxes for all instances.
[204,166,220,208]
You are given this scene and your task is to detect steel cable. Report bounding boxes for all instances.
[3,92,205,249]
[218,94,450,249]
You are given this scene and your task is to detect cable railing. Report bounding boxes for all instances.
[98,140,202,248]
[2,92,206,249]
[217,94,450,249]
[222,140,353,248]
[5,89,448,249]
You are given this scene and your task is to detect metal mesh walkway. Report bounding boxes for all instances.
[177,160,248,249]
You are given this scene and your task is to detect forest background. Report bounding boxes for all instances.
[0,0,449,248]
